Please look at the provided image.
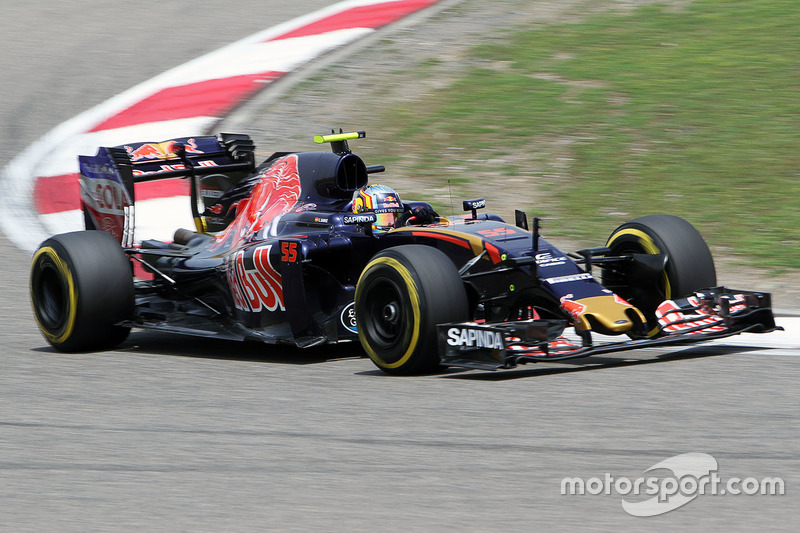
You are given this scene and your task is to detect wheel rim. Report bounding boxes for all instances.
[361,275,410,353]
[34,260,68,331]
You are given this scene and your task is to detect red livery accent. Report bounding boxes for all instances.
[484,242,502,264]
[560,295,587,321]
[211,154,302,252]
[614,294,633,307]
[507,337,582,357]
[411,231,471,250]
[655,295,739,335]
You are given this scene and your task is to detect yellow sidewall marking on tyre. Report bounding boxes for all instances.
[31,247,78,344]
[607,228,671,337]
[607,228,659,254]
[356,256,421,370]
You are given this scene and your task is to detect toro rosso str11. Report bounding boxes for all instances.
[30,131,781,374]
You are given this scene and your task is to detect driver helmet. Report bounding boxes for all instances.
[352,185,404,232]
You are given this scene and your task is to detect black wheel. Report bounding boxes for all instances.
[355,245,468,375]
[602,215,716,335]
[30,230,134,352]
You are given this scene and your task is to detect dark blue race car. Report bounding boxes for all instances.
[29,131,781,374]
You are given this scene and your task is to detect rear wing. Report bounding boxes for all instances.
[79,134,255,244]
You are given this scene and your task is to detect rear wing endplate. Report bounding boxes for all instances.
[79,134,255,244]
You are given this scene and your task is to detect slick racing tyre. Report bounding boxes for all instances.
[30,230,134,352]
[602,215,716,335]
[355,245,468,375]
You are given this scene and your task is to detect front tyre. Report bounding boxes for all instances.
[30,231,134,352]
[602,215,716,334]
[355,245,468,375]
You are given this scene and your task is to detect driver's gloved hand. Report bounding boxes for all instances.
[395,206,438,227]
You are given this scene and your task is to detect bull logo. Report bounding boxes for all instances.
[210,154,302,253]
[125,138,204,161]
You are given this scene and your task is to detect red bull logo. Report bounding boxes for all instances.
[225,245,284,312]
[206,204,224,215]
[125,138,204,162]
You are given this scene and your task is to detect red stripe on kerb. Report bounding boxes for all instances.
[136,179,190,200]
[34,174,190,214]
[411,231,471,249]
[34,174,81,214]
[267,0,438,40]
[89,72,282,132]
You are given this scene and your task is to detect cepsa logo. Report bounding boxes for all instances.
[225,245,285,313]
[86,179,131,214]
[535,251,567,268]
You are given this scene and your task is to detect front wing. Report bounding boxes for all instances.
[437,287,783,371]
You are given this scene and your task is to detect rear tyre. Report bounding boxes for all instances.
[355,245,468,375]
[30,231,134,352]
[602,215,716,335]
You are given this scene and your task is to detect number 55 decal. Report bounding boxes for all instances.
[477,228,516,238]
[280,241,298,262]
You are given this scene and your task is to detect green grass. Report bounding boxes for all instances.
[373,0,800,268]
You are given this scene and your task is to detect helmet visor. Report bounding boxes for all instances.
[374,211,398,229]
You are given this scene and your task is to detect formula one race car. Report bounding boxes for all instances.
[30,130,781,374]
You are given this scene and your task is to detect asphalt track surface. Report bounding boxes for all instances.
[0,2,797,531]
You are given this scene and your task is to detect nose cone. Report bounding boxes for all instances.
[561,295,646,335]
